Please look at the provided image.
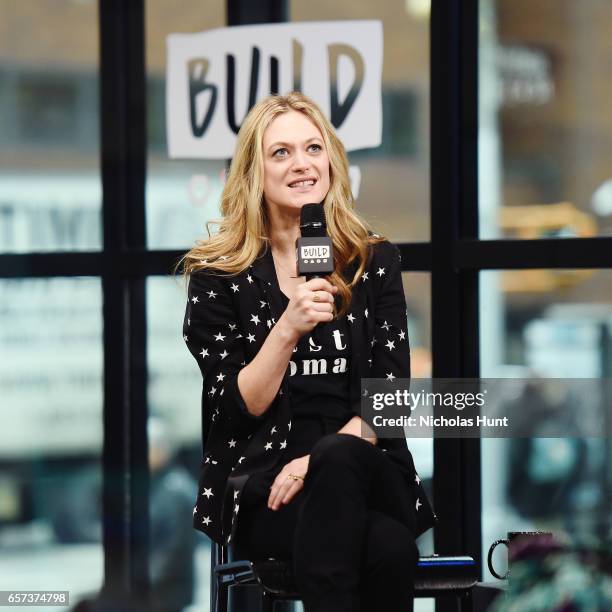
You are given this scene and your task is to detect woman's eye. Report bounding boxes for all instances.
[273,148,288,157]
[308,144,322,152]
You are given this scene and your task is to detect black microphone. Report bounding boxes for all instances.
[296,203,334,278]
[296,204,335,342]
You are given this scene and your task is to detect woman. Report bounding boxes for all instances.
[181,92,435,611]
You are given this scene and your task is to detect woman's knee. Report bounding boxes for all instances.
[309,433,372,470]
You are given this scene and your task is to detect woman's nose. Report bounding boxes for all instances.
[291,150,309,171]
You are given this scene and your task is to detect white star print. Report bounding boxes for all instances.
[364,308,368,318]
[415,474,421,485]
[247,274,254,283]
[280,440,287,449]
[191,296,199,304]
[247,333,256,343]
[193,506,197,515]
[399,330,406,340]
[376,267,386,277]
[220,388,224,396]
[271,426,277,434]
[230,283,239,292]
[260,300,267,309]
[202,516,211,526]
[214,332,225,342]
[183,334,188,342]
[347,313,355,323]
[202,488,214,498]
[210,386,216,396]
[416,498,422,511]
[204,456,210,463]
[228,323,237,331]
[187,318,190,326]
[362,272,369,281]
[288,420,292,431]
[385,340,396,351]
[381,321,390,331]
[219,350,229,359]
[264,442,273,451]
[234,490,239,500]
[207,289,217,299]
[234,504,239,514]
[250,314,261,325]
[386,373,396,381]
[238,456,246,464]
[228,439,237,448]
[216,373,226,382]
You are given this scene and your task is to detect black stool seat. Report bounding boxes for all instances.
[213,552,478,611]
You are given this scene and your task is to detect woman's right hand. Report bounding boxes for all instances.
[278,277,338,341]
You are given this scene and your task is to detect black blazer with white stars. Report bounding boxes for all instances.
[183,238,437,545]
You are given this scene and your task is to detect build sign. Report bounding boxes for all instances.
[166,20,383,159]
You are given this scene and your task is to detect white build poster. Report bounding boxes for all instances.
[166,21,383,159]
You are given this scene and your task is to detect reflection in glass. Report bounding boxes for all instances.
[479,0,612,239]
[0,278,103,600]
[0,1,100,253]
[480,269,612,580]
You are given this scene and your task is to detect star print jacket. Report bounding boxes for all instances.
[183,239,437,545]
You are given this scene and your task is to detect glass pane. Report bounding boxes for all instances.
[292,2,430,242]
[479,0,612,239]
[0,2,101,253]
[480,269,612,581]
[147,276,210,609]
[0,278,103,602]
[146,1,226,250]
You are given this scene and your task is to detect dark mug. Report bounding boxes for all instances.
[487,531,553,579]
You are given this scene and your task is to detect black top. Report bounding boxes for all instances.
[240,281,353,508]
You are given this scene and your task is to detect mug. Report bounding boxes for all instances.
[487,531,553,579]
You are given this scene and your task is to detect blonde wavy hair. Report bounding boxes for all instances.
[179,91,385,318]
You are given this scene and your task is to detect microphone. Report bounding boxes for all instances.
[296,204,335,341]
[296,203,334,278]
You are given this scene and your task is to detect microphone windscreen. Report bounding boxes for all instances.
[299,203,327,237]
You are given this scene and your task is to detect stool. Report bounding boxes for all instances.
[210,542,478,611]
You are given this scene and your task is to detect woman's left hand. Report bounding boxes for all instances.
[268,455,310,511]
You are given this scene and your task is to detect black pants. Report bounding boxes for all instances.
[233,433,419,612]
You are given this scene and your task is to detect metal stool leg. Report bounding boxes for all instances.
[216,583,228,612]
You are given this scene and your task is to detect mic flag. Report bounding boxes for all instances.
[296,203,334,278]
